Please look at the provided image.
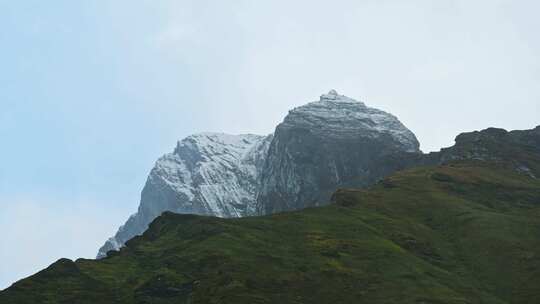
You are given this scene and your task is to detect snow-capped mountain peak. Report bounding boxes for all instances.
[98,91,420,258]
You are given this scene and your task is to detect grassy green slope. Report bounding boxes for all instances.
[2,160,540,304]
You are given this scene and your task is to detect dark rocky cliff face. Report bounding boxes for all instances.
[255,90,421,215]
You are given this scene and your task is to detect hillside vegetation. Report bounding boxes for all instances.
[2,160,540,303]
[2,126,540,303]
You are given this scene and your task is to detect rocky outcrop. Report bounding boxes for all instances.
[255,90,421,214]
[431,126,540,177]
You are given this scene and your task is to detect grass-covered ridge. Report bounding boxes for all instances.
[2,126,540,303]
[2,160,540,303]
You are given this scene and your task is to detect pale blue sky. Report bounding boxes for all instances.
[1,0,539,289]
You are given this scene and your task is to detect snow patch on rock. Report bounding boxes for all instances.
[285,90,419,152]
[97,133,272,258]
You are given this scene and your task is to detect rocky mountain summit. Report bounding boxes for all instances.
[256,90,420,214]
[98,90,420,258]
